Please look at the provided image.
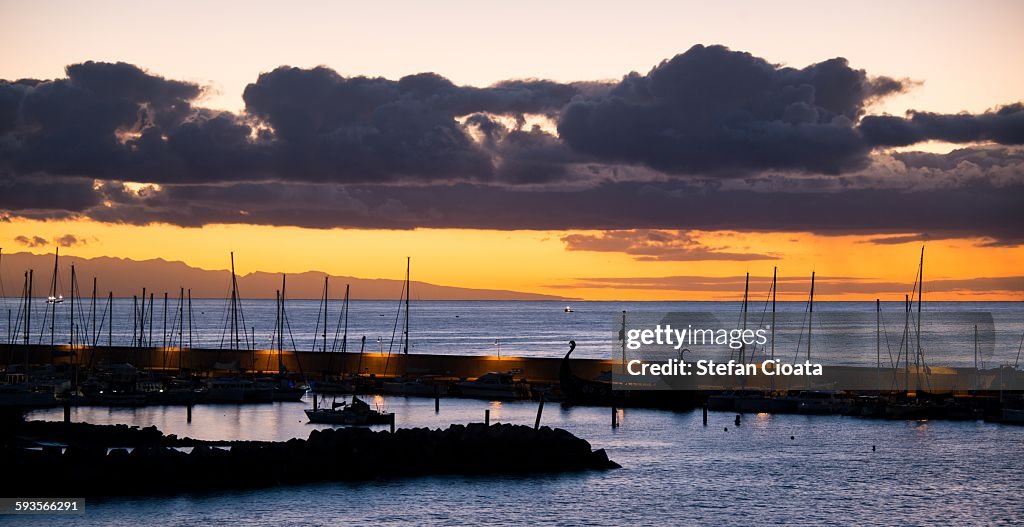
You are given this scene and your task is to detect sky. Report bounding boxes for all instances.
[0,0,1022,300]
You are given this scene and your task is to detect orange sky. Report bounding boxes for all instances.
[2,219,1020,300]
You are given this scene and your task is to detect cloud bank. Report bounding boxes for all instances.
[1,45,1022,246]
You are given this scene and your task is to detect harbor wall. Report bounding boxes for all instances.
[2,344,1021,391]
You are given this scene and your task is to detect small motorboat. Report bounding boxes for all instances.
[305,396,394,425]
[564,306,574,313]
[47,295,64,304]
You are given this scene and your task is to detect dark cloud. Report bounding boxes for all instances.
[0,174,100,212]
[860,103,1024,147]
[864,234,934,245]
[0,49,1022,244]
[561,230,777,261]
[66,173,1023,245]
[14,235,48,248]
[55,233,87,247]
[557,44,906,174]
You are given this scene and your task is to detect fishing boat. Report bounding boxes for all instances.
[564,306,573,313]
[46,295,64,304]
[304,396,394,425]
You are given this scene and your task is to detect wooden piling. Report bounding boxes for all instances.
[434,385,440,413]
[612,406,618,428]
[703,404,708,426]
[485,409,490,426]
[186,404,192,423]
[63,401,71,423]
[534,393,545,430]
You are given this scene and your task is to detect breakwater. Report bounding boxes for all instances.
[6,343,1023,391]
[5,420,619,496]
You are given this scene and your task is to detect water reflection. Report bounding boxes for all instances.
[22,398,1024,526]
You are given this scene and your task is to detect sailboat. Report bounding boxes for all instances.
[255,274,307,401]
[304,394,394,425]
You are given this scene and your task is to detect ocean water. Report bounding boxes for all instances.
[2,299,1022,366]
[21,396,1024,526]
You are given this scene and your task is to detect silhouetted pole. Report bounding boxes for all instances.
[484,409,490,426]
[534,392,545,430]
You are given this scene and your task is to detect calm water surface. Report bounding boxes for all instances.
[20,396,1024,526]
[3,300,1023,366]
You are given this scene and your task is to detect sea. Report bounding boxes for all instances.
[7,300,1024,525]
[20,396,1024,525]
[2,299,1023,366]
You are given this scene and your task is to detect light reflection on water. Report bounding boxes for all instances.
[23,396,1024,526]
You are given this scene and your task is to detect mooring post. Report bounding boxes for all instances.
[186,404,192,423]
[485,409,490,426]
[612,406,618,428]
[534,392,545,430]
[735,414,741,426]
[434,385,440,413]
[703,404,708,426]
[390,414,396,434]
[313,393,318,411]
[63,401,71,423]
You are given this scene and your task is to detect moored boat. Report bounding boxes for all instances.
[455,372,530,400]
[304,396,394,425]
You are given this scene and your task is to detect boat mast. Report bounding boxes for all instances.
[178,287,184,368]
[187,289,192,349]
[230,252,238,351]
[107,292,112,347]
[322,275,329,353]
[741,272,749,365]
[91,277,97,347]
[280,274,286,354]
[807,271,815,361]
[876,299,881,392]
[915,246,924,392]
[163,292,168,348]
[69,264,75,348]
[341,284,350,355]
[139,287,146,347]
[275,289,282,373]
[49,248,58,347]
[770,267,776,362]
[132,295,138,348]
[403,257,410,355]
[148,292,154,347]
[903,294,910,394]
[25,270,32,368]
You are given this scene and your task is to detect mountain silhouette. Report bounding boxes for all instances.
[0,251,573,301]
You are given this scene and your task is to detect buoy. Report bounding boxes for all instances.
[790,436,794,440]
[724,427,728,432]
